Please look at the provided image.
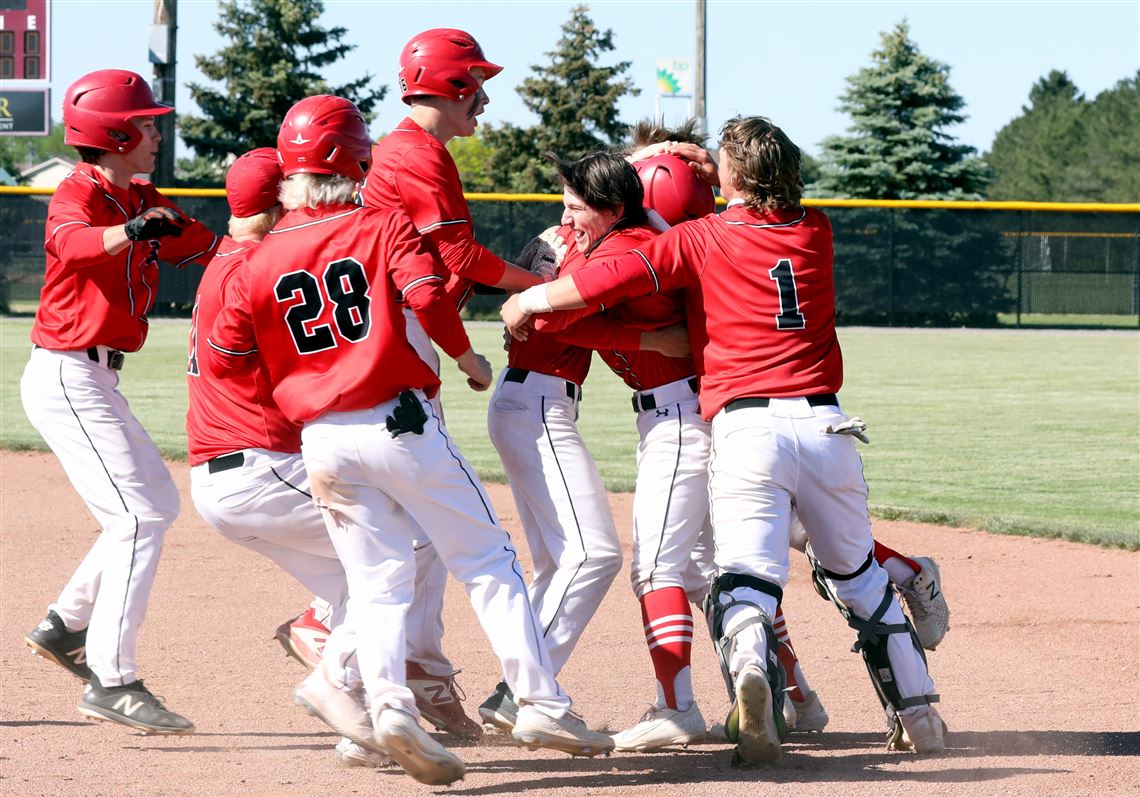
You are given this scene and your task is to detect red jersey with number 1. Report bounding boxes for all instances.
[206,204,471,425]
[361,118,506,308]
[571,204,842,419]
[185,236,301,465]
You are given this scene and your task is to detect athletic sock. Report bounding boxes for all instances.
[773,607,811,703]
[873,540,922,586]
[640,587,694,711]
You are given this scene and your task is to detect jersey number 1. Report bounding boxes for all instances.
[768,259,805,330]
[275,258,371,354]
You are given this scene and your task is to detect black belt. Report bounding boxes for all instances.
[87,347,125,370]
[631,376,699,412]
[503,367,582,401]
[724,393,839,412]
[207,452,245,474]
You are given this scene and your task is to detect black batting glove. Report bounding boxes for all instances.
[125,206,188,241]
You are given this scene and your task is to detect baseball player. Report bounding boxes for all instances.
[206,95,612,785]
[21,69,219,735]
[186,149,480,762]
[502,116,946,764]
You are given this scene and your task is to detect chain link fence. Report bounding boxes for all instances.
[2,190,1136,326]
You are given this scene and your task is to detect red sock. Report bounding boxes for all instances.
[773,607,809,702]
[873,540,921,574]
[640,587,694,710]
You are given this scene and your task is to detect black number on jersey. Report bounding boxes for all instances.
[187,301,200,376]
[275,258,371,355]
[768,259,806,330]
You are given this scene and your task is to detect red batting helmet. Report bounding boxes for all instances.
[62,69,173,153]
[398,28,502,104]
[634,154,716,227]
[277,95,373,182]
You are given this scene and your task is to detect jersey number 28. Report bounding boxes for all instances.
[275,258,371,354]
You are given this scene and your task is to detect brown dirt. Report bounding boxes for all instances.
[1,449,1137,797]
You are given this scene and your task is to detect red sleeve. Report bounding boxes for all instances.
[205,265,259,378]
[550,313,643,351]
[383,211,471,359]
[573,225,701,308]
[45,180,116,269]
[427,224,508,287]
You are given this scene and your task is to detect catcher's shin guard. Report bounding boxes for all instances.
[803,548,938,737]
[702,573,784,701]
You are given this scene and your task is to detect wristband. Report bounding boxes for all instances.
[517,284,552,315]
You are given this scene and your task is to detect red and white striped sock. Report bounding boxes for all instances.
[873,540,922,586]
[641,587,695,710]
[773,607,810,703]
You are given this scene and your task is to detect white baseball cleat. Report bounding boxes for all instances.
[899,557,950,651]
[611,703,706,752]
[784,690,829,734]
[374,708,466,786]
[334,736,392,768]
[293,666,385,757]
[890,705,947,754]
[731,663,782,766]
[511,706,615,757]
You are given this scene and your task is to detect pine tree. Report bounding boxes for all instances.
[177,0,384,183]
[481,5,639,192]
[813,21,989,199]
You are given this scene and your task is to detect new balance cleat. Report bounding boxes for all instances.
[406,661,482,740]
[26,611,92,682]
[899,557,950,651]
[274,608,328,671]
[375,708,465,785]
[611,703,706,752]
[511,706,614,757]
[78,677,194,735]
[478,680,518,732]
[890,705,947,754]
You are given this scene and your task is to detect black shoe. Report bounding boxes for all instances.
[25,610,93,682]
[477,681,517,732]
[78,677,195,735]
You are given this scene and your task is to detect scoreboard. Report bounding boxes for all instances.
[0,0,49,81]
[0,0,50,135]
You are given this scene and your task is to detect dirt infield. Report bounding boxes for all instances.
[2,449,1137,796]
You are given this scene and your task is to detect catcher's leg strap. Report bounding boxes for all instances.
[703,572,783,699]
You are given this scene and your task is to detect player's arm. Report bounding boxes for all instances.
[205,266,259,378]
[44,184,142,265]
[386,212,492,391]
[147,191,221,268]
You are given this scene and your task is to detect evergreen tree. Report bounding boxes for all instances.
[178,0,384,183]
[987,70,1138,201]
[481,5,639,192]
[813,21,989,199]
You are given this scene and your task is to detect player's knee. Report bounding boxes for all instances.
[831,561,892,619]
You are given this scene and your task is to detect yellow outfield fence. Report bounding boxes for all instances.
[1,187,1136,325]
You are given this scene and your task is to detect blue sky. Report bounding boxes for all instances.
[41,0,1140,157]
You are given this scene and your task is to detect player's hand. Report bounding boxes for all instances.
[515,226,567,281]
[125,206,189,241]
[501,294,533,341]
[665,142,720,187]
[640,323,691,358]
[456,348,493,391]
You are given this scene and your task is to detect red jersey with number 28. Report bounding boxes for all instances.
[361,118,505,308]
[206,204,471,425]
[571,203,842,419]
[185,236,301,465]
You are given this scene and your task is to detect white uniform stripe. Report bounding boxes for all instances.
[417,218,468,234]
[269,207,362,233]
[206,338,258,357]
[47,220,90,242]
[722,207,807,229]
[400,275,444,296]
[648,635,694,650]
[172,234,220,268]
[643,614,695,631]
[632,249,659,292]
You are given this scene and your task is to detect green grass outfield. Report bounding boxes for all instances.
[2,318,1136,549]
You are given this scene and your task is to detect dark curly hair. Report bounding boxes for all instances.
[545,151,647,225]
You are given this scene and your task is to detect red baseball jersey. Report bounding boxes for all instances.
[362,118,505,308]
[535,224,695,391]
[508,223,649,384]
[571,204,842,419]
[185,236,302,465]
[33,162,219,352]
[206,204,471,425]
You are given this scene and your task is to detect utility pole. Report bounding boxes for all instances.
[695,0,707,135]
[149,0,177,187]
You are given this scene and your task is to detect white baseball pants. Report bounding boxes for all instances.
[301,392,570,724]
[629,377,716,601]
[487,368,622,675]
[21,346,179,688]
[189,448,452,679]
[708,398,935,703]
